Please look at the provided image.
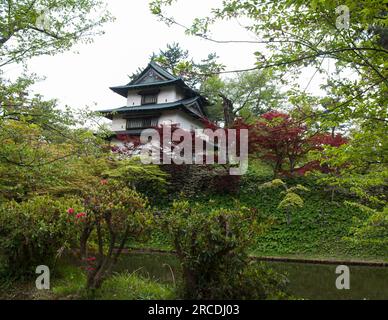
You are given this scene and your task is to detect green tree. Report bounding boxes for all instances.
[0,80,110,200]
[150,42,225,88]
[129,42,224,90]
[345,202,388,249]
[0,0,113,160]
[0,0,113,68]
[259,179,309,225]
[150,0,387,207]
[147,43,284,125]
[202,70,285,125]
[0,0,113,200]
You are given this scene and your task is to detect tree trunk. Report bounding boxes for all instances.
[87,264,107,290]
[220,94,235,128]
[273,158,283,178]
[79,228,92,259]
[289,157,296,174]
[85,225,131,291]
[182,266,197,298]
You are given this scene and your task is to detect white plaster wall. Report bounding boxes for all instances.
[127,91,142,106]
[159,110,204,130]
[111,115,126,131]
[158,86,185,104]
[126,86,184,106]
[110,109,203,134]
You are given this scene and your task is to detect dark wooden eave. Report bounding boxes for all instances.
[99,96,206,120]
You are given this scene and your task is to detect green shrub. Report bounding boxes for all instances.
[160,164,241,199]
[0,196,81,277]
[346,203,388,249]
[159,200,287,299]
[103,158,169,204]
[259,179,309,225]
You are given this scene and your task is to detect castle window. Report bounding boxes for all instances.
[126,117,158,129]
[141,94,158,105]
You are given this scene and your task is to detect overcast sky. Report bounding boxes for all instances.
[4,0,326,112]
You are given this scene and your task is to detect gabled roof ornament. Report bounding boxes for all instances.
[109,61,196,98]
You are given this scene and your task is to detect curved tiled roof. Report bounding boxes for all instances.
[109,61,199,98]
[131,61,178,83]
[105,61,210,118]
[99,96,205,120]
[110,78,183,97]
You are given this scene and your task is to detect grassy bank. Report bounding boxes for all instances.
[0,263,175,300]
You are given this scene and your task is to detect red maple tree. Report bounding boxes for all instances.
[248,111,347,177]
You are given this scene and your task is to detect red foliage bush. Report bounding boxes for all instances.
[243,111,347,177]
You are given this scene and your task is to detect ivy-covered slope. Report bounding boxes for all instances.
[134,172,387,262]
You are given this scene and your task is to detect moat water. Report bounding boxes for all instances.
[115,252,388,300]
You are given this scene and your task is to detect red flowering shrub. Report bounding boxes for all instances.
[77,179,151,291]
[76,212,86,219]
[0,196,82,276]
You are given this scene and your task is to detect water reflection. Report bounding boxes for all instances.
[114,252,388,300]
